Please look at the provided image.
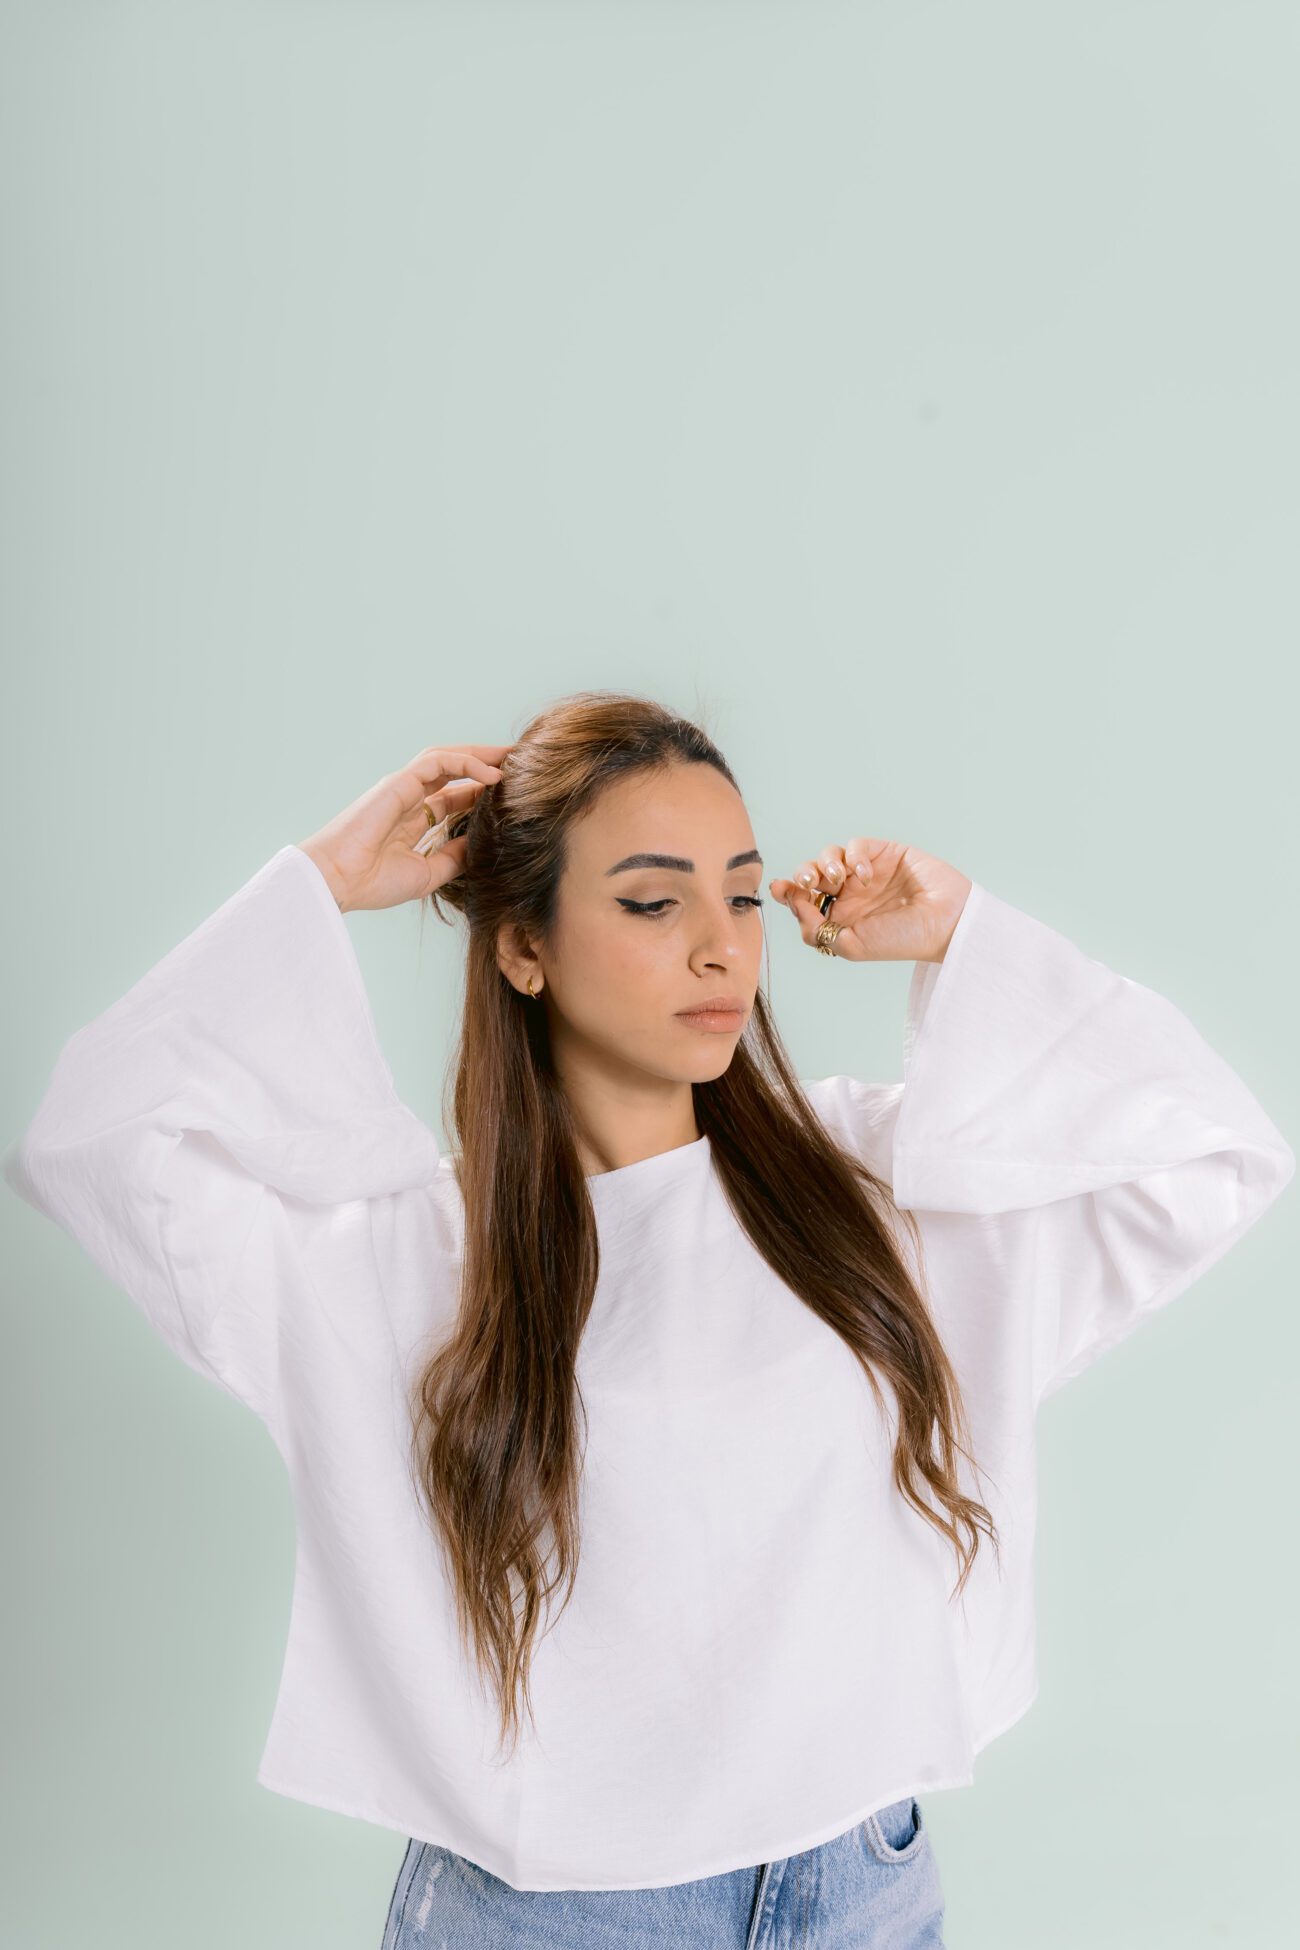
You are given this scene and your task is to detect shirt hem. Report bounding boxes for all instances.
[255,1683,1041,1893]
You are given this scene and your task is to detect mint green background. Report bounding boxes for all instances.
[2,4,1296,1945]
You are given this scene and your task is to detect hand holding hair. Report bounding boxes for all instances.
[768,837,972,965]
[296,741,513,914]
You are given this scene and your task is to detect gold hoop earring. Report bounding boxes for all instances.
[526,973,541,1000]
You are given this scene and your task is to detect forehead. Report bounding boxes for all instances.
[567,765,754,867]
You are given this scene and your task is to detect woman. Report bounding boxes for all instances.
[6,691,1293,1948]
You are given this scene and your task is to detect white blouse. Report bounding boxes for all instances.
[4,842,1293,1892]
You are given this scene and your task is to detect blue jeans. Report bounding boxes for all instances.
[380,1796,946,1947]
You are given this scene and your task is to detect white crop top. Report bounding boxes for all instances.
[4,842,1293,1890]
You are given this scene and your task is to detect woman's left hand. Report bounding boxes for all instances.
[769,838,972,964]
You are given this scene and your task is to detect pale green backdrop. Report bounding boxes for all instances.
[2,2,1296,1945]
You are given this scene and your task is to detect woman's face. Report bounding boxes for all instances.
[526,762,766,1090]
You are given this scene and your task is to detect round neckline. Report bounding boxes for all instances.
[584,1130,711,1192]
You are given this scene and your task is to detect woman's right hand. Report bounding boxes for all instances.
[296,742,512,913]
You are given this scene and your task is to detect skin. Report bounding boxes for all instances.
[299,742,973,1182]
[499,763,768,1176]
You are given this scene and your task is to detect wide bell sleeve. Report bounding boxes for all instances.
[2,842,442,1426]
[810,881,1295,1407]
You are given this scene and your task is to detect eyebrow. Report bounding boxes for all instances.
[605,849,764,876]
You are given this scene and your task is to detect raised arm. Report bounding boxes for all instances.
[3,742,508,1424]
[779,837,1295,1405]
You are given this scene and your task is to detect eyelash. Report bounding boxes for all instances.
[618,897,766,919]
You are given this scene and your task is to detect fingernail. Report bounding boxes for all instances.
[855,863,869,881]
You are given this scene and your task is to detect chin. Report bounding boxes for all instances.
[680,1048,738,1081]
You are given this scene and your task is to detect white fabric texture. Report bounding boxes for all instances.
[4,841,1293,1890]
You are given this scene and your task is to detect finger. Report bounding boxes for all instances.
[395,778,482,844]
[407,743,510,785]
[786,856,829,897]
[408,740,513,772]
[394,747,506,816]
[769,876,824,940]
[766,871,819,907]
[424,778,484,818]
[789,883,819,942]
[816,846,848,892]
[841,836,891,885]
[420,830,470,892]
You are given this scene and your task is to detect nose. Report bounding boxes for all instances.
[696,908,751,967]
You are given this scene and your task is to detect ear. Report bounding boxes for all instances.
[495,919,543,998]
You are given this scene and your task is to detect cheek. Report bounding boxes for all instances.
[561,920,673,1017]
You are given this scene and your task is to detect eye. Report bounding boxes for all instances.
[617,897,766,918]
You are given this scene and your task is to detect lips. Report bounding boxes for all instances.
[676,998,747,1019]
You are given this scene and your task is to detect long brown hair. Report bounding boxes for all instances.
[407,690,1000,1755]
